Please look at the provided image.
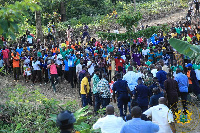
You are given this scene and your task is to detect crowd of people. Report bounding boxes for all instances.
[1,1,200,133]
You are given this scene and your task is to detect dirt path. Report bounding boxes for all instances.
[142,9,187,26]
[117,9,188,33]
[0,75,81,107]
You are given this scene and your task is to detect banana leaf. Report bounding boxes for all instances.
[169,38,200,63]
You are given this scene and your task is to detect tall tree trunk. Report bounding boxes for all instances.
[35,11,43,41]
[60,1,66,22]
[134,0,136,12]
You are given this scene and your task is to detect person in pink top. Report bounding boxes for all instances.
[2,47,10,73]
[47,60,58,93]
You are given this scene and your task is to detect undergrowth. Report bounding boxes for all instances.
[0,85,103,133]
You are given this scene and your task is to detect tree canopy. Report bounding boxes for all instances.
[0,0,41,44]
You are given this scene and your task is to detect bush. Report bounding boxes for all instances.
[97,25,170,41]
[0,85,104,133]
[0,85,78,132]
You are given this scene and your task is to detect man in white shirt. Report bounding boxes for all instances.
[123,66,139,91]
[142,46,150,59]
[55,53,63,81]
[93,105,125,133]
[123,66,139,113]
[55,53,63,65]
[87,59,95,76]
[150,64,158,77]
[160,60,169,73]
[76,58,84,78]
[32,57,42,86]
[143,97,176,133]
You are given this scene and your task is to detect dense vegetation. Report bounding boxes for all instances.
[0,85,105,132]
[0,0,189,43]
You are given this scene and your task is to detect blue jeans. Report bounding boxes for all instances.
[81,94,88,107]
[102,98,110,109]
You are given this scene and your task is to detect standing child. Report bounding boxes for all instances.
[22,53,31,82]
[47,60,58,93]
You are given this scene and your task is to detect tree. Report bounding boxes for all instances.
[0,0,41,45]
[60,0,66,22]
[117,11,142,58]
[35,10,43,41]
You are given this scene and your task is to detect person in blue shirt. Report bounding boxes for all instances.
[113,73,132,117]
[156,65,167,89]
[133,77,151,112]
[67,51,77,88]
[16,46,23,56]
[154,48,163,62]
[40,58,48,84]
[63,56,69,83]
[174,68,189,112]
[120,106,159,133]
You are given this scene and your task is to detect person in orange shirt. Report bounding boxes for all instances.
[12,52,20,81]
[51,46,60,54]
[186,63,200,96]
[66,39,69,47]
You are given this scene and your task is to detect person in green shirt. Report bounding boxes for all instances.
[60,47,67,58]
[170,60,183,73]
[175,26,182,35]
[74,54,80,66]
[129,60,137,73]
[37,50,42,58]
[182,35,192,43]
[125,59,130,72]
[66,45,74,55]
[107,43,114,53]
[192,64,200,70]
[145,60,152,66]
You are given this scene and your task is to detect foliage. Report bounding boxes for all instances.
[169,38,200,64]
[97,25,170,41]
[49,105,106,133]
[137,0,188,15]
[0,0,188,44]
[0,66,6,75]
[117,12,142,32]
[0,84,105,133]
[0,85,79,132]
[0,0,41,43]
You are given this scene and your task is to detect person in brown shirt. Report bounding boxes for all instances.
[164,73,179,113]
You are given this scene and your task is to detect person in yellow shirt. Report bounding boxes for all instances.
[80,72,90,107]
[196,32,200,41]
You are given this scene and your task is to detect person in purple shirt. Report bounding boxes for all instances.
[120,106,159,133]
[132,49,142,66]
